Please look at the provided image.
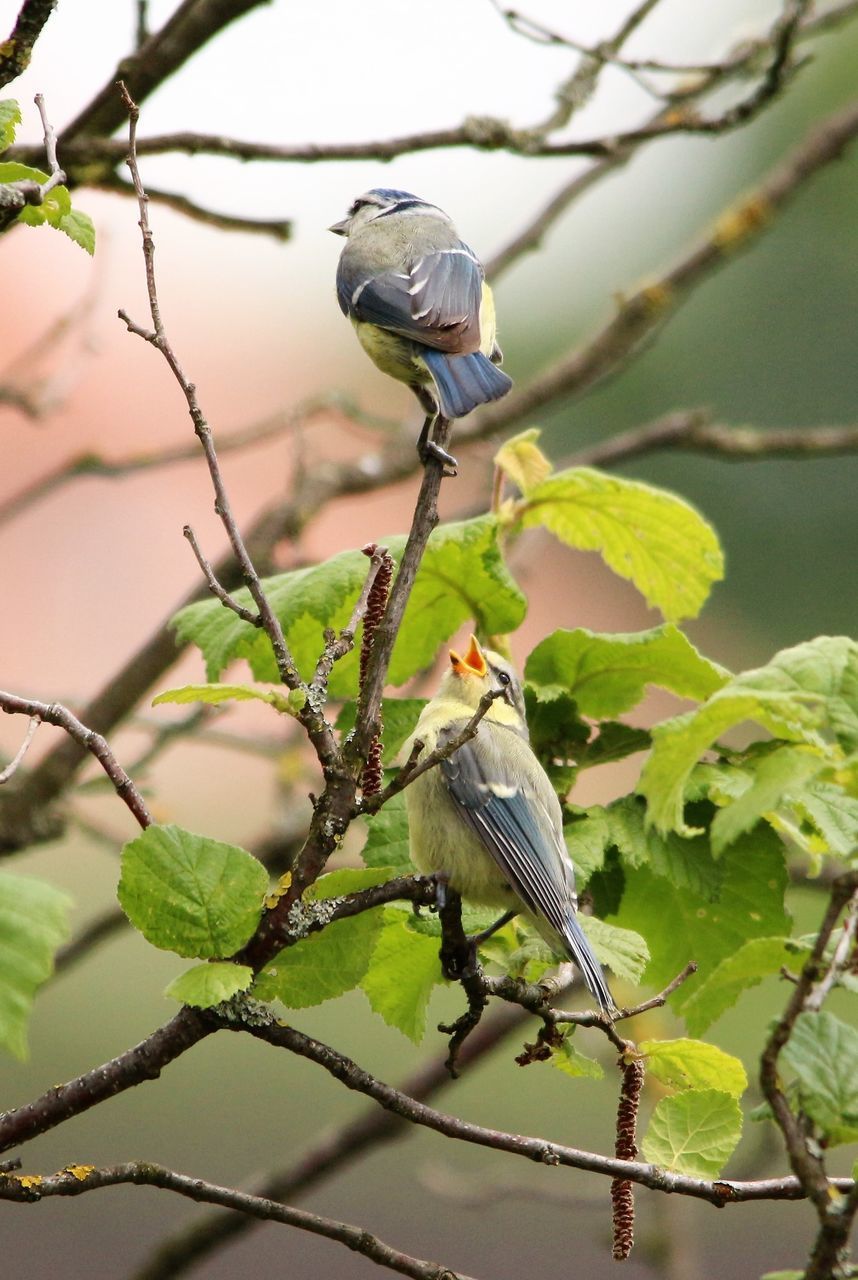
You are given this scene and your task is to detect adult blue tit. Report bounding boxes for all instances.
[404,635,614,1012]
[330,189,512,467]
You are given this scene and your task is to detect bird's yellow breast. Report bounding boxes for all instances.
[352,320,426,386]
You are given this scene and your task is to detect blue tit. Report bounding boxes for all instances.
[404,635,614,1012]
[330,189,512,467]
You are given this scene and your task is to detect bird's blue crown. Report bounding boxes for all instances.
[367,188,428,205]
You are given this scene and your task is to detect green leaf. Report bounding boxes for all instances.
[760,1272,804,1279]
[0,160,48,187]
[516,467,723,622]
[567,795,722,898]
[681,937,812,1036]
[253,867,391,1008]
[710,745,824,855]
[165,961,253,1007]
[172,516,525,697]
[641,638,858,836]
[781,1011,858,1145]
[361,791,413,870]
[795,782,858,860]
[639,1038,748,1098]
[153,682,306,716]
[0,100,21,150]
[523,686,590,769]
[118,824,267,958]
[550,1036,604,1080]
[0,873,71,1060]
[641,1088,742,1177]
[494,428,552,495]
[611,824,790,1009]
[336,698,426,764]
[57,207,95,255]
[578,721,651,771]
[578,915,649,985]
[526,625,727,718]
[361,912,442,1042]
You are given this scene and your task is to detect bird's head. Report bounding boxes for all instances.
[328,188,451,237]
[441,634,527,727]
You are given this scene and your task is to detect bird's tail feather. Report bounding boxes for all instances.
[562,913,615,1012]
[422,349,512,419]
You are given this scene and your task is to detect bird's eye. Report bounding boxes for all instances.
[497,671,511,686]
[348,199,368,216]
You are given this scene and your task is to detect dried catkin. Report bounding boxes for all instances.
[611,1056,645,1261]
[358,546,394,796]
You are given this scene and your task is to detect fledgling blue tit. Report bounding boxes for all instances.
[404,635,614,1012]
[330,189,512,467]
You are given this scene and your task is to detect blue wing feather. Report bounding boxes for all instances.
[338,244,484,354]
[440,725,613,1010]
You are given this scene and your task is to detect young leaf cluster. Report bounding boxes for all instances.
[0,99,95,253]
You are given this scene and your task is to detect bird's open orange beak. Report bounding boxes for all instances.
[449,634,487,678]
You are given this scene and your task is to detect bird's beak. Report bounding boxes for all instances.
[449,634,487,678]
[328,218,350,236]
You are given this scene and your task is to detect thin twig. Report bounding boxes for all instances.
[805,888,858,1011]
[182,525,260,624]
[758,870,858,1218]
[0,692,151,830]
[116,83,303,695]
[360,688,506,816]
[348,416,454,772]
[32,93,65,196]
[311,543,390,693]
[0,716,40,784]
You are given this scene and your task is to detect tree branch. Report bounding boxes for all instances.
[475,98,858,434]
[56,0,269,148]
[132,1001,536,1279]
[0,0,57,90]
[0,692,151,833]
[759,871,858,1277]
[236,1013,856,1207]
[0,1161,476,1280]
[0,1008,211,1154]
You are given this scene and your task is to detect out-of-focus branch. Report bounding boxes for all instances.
[0,0,57,90]
[0,716,40,784]
[477,98,858,432]
[0,1161,475,1280]
[19,0,815,174]
[132,1000,536,1280]
[95,174,292,240]
[56,0,268,148]
[0,397,351,529]
[567,409,858,468]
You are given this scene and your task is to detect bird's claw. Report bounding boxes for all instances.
[418,437,458,477]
